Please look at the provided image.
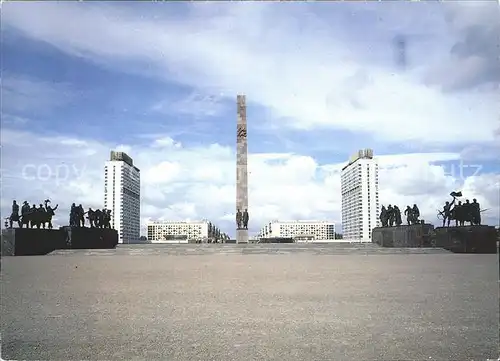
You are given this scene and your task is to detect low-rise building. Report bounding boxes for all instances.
[147,220,227,243]
[259,220,336,241]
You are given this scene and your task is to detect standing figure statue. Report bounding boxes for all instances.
[95,209,103,228]
[44,199,58,229]
[471,198,481,225]
[103,209,112,228]
[393,205,402,226]
[411,204,420,224]
[452,201,463,226]
[70,203,77,226]
[34,203,48,229]
[440,201,454,227]
[404,205,412,225]
[77,204,85,227]
[28,204,37,228]
[8,200,21,228]
[387,205,395,227]
[379,206,388,227]
[438,191,460,227]
[86,208,95,227]
[20,201,31,228]
[463,199,473,225]
[236,209,243,229]
[242,209,249,230]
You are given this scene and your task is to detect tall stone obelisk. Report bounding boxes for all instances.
[236,95,249,243]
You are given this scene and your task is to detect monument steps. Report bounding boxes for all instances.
[48,243,452,256]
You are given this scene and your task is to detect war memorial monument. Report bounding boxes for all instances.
[235,94,250,243]
[2,199,118,256]
[0,97,497,360]
[372,191,497,253]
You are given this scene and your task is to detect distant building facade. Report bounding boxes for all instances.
[147,220,226,243]
[259,220,336,241]
[104,151,141,244]
[341,148,379,241]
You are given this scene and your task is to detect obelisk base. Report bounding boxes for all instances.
[236,229,249,243]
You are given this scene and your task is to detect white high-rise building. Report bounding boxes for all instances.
[341,149,379,241]
[259,220,336,241]
[104,151,141,244]
[146,220,226,243]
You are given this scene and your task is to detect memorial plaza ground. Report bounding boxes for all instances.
[1,244,498,360]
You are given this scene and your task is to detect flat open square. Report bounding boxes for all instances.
[1,245,498,360]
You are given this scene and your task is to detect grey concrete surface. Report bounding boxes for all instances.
[1,244,498,360]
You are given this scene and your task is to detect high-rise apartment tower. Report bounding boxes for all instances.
[341,149,379,241]
[104,151,141,243]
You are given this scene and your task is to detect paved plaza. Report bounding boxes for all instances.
[1,244,498,360]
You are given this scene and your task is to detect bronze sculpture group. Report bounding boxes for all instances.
[236,209,249,230]
[5,190,486,235]
[5,199,113,229]
[70,203,112,228]
[380,204,420,227]
[437,191,483,227]
[378,191,485,229]
[6,199,58,229]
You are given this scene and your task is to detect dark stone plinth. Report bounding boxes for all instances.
[372,224,435,248]
[433,225,497,254]
[60,227,118,249]
[1,228,66,256]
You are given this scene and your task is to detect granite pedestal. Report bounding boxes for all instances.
[372,224,435,248]
[433,225,497,253]
[60,226,119,249]
[236,228,249,243]
[1,228,66,256]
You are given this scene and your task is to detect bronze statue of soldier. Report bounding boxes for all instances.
[463,199,473,225]
[103,209,112,228]
[471,199,481,225]
[438,191,460,227]
[393,205,402,226]
[43,199,58,229]
[440,201,454,227]
[20,201,30,228]
[387,205,395,226]
[242,209,249,230]
[404,205,412,225]
[452,201,463,226]
[8,200,21,228]
[236,209,243,229]
[77,204,85,227]
[379,206,388,227]
[411,204,420,224]
[70,203,77,226]
[86,208,95,227]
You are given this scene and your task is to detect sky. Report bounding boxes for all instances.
[1,1,499,237]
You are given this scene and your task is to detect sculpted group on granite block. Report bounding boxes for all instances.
[437,191,483,227]
[5,199,58,229]
[2,198,118,256]
[379,203,421,227]
[373,190,495,254]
